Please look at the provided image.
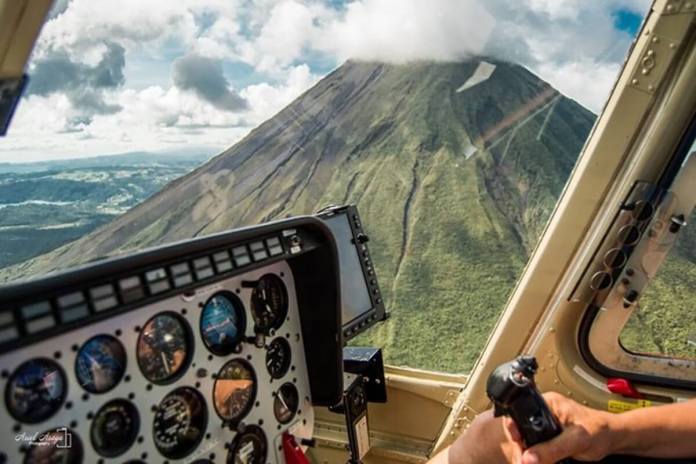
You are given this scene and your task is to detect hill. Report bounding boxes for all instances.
[1,60,597,372]
[0,152,209,269]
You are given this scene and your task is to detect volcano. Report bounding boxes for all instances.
[7,60,596,371]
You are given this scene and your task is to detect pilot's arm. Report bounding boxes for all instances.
[430,393,696,464]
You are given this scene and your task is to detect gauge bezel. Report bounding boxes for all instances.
[5,357,68,424]
[273,382,299,425]
[199,291,247,356]
[266,336,292,379]
[90,398,140,458]
[23,427,83,464]
[226,424,267,464]
[250,273,289,333]
[74,334,127,395]
[213,358,258,424]
[136,311,194,385]
[153,386,208,460]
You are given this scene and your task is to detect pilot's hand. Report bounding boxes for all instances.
[444,409,522,464]
[503,392,615,464]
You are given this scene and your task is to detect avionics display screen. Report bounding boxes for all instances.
[324,213,373,326]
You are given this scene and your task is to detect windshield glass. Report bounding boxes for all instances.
[620,145,696,360]
[0,0,648,373]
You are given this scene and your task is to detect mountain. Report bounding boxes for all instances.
[0,152,210,269]
[2,60,597,372]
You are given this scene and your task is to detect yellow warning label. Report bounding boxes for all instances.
[608,399,652,413]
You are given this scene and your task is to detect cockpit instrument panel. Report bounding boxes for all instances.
[0,215,348,463]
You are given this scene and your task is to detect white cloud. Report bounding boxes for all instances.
[317,0,494,63]
[245,1,318,72]
[4,0,655,161]
[35,0,245,61]
[0,63,318,162]
[242,64,319,121]
[536,60,622,113]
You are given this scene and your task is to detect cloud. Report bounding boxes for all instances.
[5,0,655,161]
[316,0,495,63]
[480,0,651,110]
[240,1,321,72]
[172,53,248,112]
[27,41,126,121]
[189,0,648,112]
[2,64,318,162]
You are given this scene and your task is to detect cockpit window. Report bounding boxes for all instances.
[583,133,696,386]
[620,154,696,360]
[0,1,647,373]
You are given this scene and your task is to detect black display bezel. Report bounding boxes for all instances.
[153,386,208,460]
[250,273,289,334]
[5,357,68,424]
[23,427,84,462]
[212,358,258,424]
[266,336,292,379]
[316,204,388,342]
[199,291,247,356]
[90,398,140,458]
[74,334,127,395]
[136,311,194,385]
[273,382,299,424]
[227,424,267,464]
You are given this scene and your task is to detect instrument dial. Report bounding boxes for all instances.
[75,334,126,394]
[213,359,257,423]
[137,312,191,384]
[266,337,292,379]
[153,387,207,459]
[200,292,246,355]
[23,427,83,464]
[226,425,267,464]
[273,382,300,424]
[250,274,288,333]
[6,358,66,423]
[91,399,139,457]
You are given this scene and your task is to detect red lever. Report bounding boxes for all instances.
[607,377,643,399]
[282,433,310,464]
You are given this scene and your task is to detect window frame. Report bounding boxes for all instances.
[579,117,696,391]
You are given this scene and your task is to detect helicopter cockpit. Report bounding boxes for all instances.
[0,1,695,464]
[0,204,387,463]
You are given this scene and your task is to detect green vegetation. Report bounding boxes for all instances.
[620,209,696,358]
[3,60,598,373]
[5,60,692,372]
[0,154,208,269]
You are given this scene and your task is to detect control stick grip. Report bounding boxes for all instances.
[486,356,570,462]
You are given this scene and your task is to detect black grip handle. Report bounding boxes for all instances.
[487,356,571,463]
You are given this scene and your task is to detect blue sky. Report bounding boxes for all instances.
[613,8,644,34]
[0,0,650,162]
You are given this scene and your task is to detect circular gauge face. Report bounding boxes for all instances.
[137,312,191,384]
[226,425,267,464]
[200,292,246,355]
[75,334,126,394]
[91,399,139,457]
[250,274,288,333]
[266,337,291,379]
[213,359,256,422]
[274,382,299,424]
[23,427,83,464]
[6,358,66,423]
[153,387,207,459]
